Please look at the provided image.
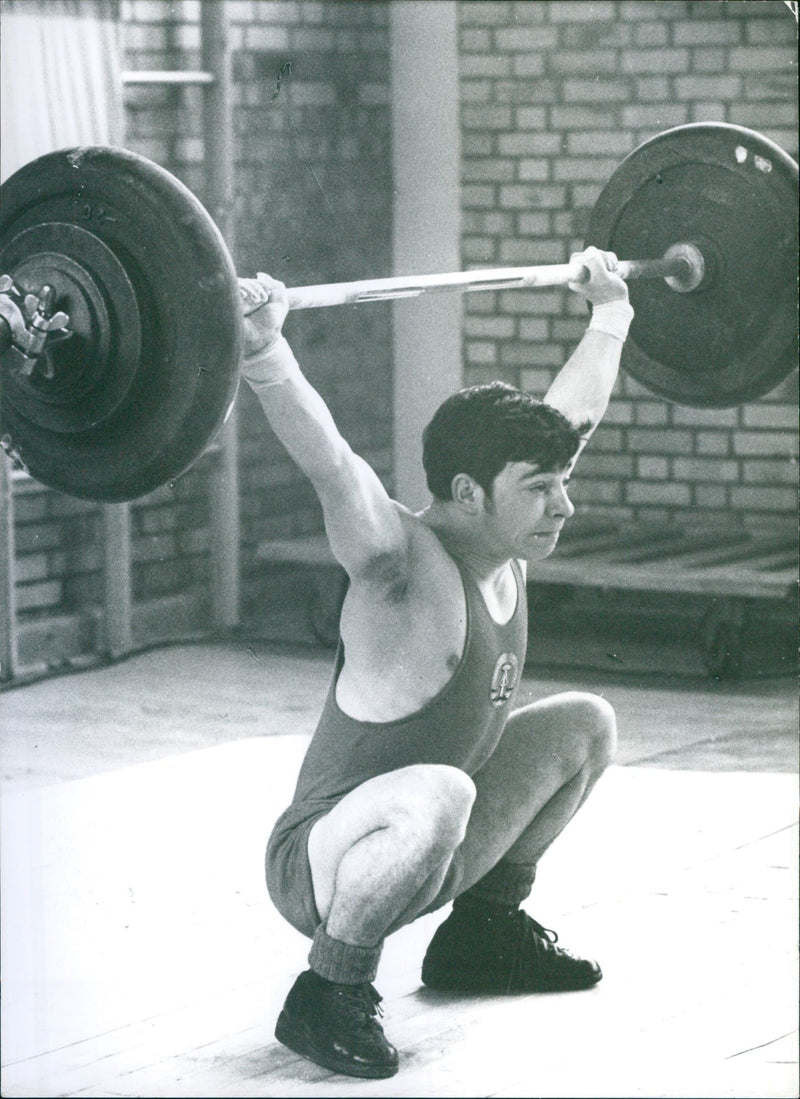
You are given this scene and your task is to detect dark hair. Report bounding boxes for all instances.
[422,381,588,501]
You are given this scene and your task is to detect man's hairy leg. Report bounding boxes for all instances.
[275,765,474,1080]
[307,763,476,946]
[419,691,616,994]
[456,690,617,892]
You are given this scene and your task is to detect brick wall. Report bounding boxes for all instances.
[11,482,101,656]
[228,1,394,567]
[458,0,798,528]
[10,0,393,661]
[122,0,394,587]
[9,0,798,666]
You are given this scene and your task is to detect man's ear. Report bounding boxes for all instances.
[451,473,483,512]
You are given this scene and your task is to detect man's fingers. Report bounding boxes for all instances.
[238,277,272,316]
[567,247,628,304]
[573,246,619,274]
[239,274,288,317]
[602,251,619,273]
[256,273,287,298]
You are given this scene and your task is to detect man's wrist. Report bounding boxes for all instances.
[588,299,634,343]
[242,335,301,392]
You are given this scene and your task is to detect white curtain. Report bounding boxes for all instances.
[1,0,123,182]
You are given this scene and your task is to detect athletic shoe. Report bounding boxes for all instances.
[275,969,399,1078]
[421,897,602,993]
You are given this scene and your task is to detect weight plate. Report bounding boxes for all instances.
[4,222,142,434]
[1,146,242,500]
[587,123,799,408]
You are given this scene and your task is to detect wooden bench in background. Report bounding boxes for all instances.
[257,522,798,678]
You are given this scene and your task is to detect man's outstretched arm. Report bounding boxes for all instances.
[543,246,634,457]
[238,275,409,585]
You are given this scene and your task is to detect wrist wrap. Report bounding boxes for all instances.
[589,299,634,343]
[242,335,301,394]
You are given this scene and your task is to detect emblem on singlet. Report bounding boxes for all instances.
[490,652,519,707]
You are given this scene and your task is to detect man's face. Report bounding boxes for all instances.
[481,461,575,561]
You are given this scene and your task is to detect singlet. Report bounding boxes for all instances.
[271,552,528,836]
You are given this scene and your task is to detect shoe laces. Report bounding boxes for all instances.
[502,911,572,990]
[328,982,384,1032]
[512,911,559,945]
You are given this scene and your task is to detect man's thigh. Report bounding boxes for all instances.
[454,690,616,893]
[307,762,474,923]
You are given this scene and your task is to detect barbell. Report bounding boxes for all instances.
[1,122,797,503]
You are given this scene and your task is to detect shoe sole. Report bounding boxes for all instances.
[421,968,603,993]
[275,1011,399,1080]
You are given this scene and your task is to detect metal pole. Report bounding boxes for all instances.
[0,456,19,682]
[284,251,698,311]
[103,502,132,658]
[201,0,240,631]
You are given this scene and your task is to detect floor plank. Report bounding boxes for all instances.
[1,732,797,1098]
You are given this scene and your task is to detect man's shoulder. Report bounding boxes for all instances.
[347,504,459,602]
[396,507,454,564]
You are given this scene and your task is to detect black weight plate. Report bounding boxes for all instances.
[5,222,142,433]
[1,146,242,500]
[587,123,798,408]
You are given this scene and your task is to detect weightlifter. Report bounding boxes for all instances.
[238,247,633,1079]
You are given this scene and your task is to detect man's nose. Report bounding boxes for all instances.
[549,486,574,519]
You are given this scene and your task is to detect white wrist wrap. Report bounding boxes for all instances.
[589,299,634,343]
[242,335,301,394]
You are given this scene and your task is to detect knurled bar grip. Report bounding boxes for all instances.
[284,252,689,311]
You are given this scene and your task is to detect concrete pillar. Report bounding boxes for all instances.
[102,503,132,658]
[0,457,18,681]
[390,1,462,510]
[202,0,240,630]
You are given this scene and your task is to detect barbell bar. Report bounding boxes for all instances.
[280,243,702,311]
[0,245,699,357]
[1,122,797,502]
[0,246,701,356]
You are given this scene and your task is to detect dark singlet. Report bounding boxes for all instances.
[265,552,528,936]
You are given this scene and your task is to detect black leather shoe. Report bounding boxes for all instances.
[275,970,399,1078]
[421,897,602,993]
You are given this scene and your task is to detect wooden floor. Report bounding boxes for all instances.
[1,722,797,1099]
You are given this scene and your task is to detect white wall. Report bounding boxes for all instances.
[390,0,462,509]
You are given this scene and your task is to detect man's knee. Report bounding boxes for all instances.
[564,691,617,770]
[513,691,617,776]
[388,764,476,854]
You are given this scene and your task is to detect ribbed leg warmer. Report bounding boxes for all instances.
[308,925,383,984]
[457,859,537,910]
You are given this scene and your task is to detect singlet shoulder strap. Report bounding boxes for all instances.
[510,557,526,596]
